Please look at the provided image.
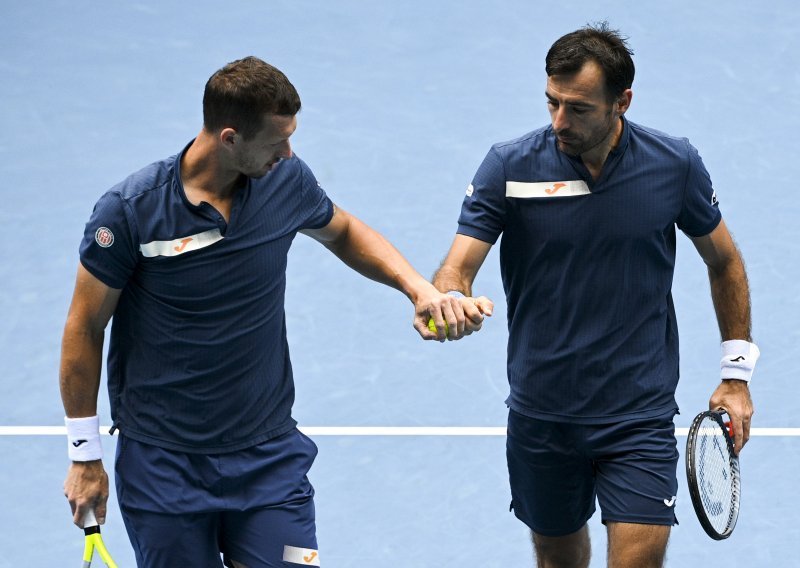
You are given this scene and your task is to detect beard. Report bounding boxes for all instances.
[555,112,619,157]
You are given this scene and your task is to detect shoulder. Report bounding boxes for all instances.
[105,152,179,205]
[476,126,555,177]
[626,119,693,158]
[627,119,686,142]
[251,154,313,189]
[491,125,553,157]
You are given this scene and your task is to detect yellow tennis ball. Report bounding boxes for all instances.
[428,318,449,335]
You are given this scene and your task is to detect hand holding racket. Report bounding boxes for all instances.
[685,410,741,540]
[82,509,118,567]
[708,379,754,455]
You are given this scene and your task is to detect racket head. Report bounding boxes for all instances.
[685,410,741,540]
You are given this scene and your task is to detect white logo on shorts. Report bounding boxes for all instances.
[283,545,320,566]
[663,496,677,507]
[466,184,474,197]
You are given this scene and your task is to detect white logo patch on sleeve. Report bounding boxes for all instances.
[505,180,590,198]
[282,545,321,566]
[139,228,224,258]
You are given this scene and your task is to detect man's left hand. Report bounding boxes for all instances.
[708,379,754,455]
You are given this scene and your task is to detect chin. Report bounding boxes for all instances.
[250,166,274,178]
[557,142,582,156]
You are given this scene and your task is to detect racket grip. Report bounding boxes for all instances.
[724,420,735,438]
[83,509,99,529]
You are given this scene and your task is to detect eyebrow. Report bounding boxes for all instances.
[545,91,595,109]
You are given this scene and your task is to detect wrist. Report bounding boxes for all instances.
[65,415,103,461]
[720,340,760,384]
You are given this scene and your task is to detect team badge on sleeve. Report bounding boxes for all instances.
[95,227,114,248]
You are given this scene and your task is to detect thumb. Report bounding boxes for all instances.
[474,296,494,316]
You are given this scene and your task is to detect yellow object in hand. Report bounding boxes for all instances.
[428,318,449,335]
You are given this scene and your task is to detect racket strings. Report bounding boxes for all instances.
[693,418,739,533]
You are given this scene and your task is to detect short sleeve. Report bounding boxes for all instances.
[456,146,507,244]
[296,159,334,230]
[79,192,138,289]
[676,143,722,237]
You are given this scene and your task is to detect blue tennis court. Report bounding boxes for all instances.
[1,1,797,566]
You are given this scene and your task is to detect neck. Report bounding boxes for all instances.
[581,116,623,180]
[181,131,242,200]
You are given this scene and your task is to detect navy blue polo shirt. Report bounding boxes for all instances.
[458,118,721,423]
[80,141,333,453]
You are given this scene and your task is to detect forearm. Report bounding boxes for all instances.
[707,254,752,341]
[60,317,105,418]
[432,264,474,296]
[431,234,491,296]
[323,216,435,303]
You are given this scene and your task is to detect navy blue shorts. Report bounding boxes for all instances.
[506,409,679,537]
[115,428,320,567]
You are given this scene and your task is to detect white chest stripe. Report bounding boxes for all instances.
[505,180,590,198]
[139,228,224,258]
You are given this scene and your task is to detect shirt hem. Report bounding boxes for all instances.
[114,418,298,454]
[682,210,722,238]
[506,400,679,425]
[456,224,499,245]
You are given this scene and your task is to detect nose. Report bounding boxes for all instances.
[278,139,293,159]
[551,107,570,133]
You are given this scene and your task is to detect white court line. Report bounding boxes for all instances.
[1,426,799,436]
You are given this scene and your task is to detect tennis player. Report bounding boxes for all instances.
[433,23,758,567]
[60,56,482,567]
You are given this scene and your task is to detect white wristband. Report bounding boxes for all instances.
[720,340,760,384]
[65,415,103,461]
[446,290,466,299]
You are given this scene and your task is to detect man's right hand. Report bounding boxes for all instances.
[461,295,494,336]
[64,460,109,527]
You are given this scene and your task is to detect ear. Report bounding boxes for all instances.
[219,127,239,148]
[616,89,633,116]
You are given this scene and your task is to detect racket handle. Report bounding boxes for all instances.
[724,420,735,438]
[83,509,99,529]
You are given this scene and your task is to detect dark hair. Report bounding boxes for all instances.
[545,22,635,100]
[203,56,301,139]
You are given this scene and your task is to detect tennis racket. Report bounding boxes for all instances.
[685,410,741,540]
[82,509,118,567]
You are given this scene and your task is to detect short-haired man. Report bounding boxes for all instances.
[433,24,758,567]
[61,56,484,567]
